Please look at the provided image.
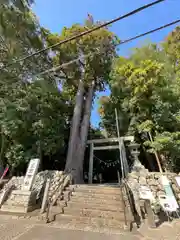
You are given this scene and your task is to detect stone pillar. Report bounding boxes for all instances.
[40,178,51,214]
[128,142,145,172]
[23,158,40,191]
[128,142,148,225]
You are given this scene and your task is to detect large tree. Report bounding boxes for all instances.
[45,17,119,182]
[0,6,119,179]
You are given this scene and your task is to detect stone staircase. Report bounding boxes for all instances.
[49,184,134,234]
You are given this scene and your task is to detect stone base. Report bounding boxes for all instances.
[1,204,37,213]
[1,190,37,213]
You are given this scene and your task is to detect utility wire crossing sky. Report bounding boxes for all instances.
[1,0,165,70]
[32,0,180,126]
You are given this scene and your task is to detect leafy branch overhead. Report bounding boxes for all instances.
[0,1,119,177]
[100,27,180,172]
[1,0,180,177]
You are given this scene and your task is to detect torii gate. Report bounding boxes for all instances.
[87,136,134,184]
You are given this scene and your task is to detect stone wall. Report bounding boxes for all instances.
[3,176,24,191]
[0,170,72,212]
[32,170,72,203]
[127,166,180,222]
[128,171,180,203]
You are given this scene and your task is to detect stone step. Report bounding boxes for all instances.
[70,188,122,195]
[49,205,64,215]
[67,201,126,211]
[54,213,130,233]
[70,191,122,200]
[62,191,73,201]
[68,185,121,193]
[70,192,129,203]
[1,203,37,213]
[68,195,125,205]
[63,206,129,220]
[74,184,120,189]
[55,200,67,208]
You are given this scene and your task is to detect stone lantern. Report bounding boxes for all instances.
[128,142,145,172]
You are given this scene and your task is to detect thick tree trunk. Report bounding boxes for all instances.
[74,82,95,183]
[65,79,85,174]
[65,77,95,184]
[67,136,84,183]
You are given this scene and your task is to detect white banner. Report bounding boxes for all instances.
[159,195,178,212]
[175,176,180,187]
[160,175,179,211]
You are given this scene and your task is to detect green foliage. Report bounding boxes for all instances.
[0,79,72,172]
[45,19,119,91]
[100,37,180,172]
[3,0,180,176]
[0,0,67,173]
[0,5,118,174]
[138,120,154,133]
[164,26,180,71]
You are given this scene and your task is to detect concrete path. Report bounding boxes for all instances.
[0,218,142,240]
[17,225,141,240]
[1,218,180,239]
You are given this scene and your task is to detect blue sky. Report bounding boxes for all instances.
[33,0,180,127]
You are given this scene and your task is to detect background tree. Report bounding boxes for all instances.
[164,26,180,72]
[0,0,62,174]
[100,35,180,172]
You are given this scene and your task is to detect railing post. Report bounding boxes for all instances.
[41,178,51,214]
[117,170,121,185]
[144,199,156,228]
[120,181,128,228]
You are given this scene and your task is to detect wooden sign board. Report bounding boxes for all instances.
[23,158,40,191]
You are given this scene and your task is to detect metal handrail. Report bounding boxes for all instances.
[118,138,137,229]
[117,170,128,227]
[122,179,137,228]
[120,182,128,227]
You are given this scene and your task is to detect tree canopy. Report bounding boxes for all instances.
[99,29,180,172]
[1,0,180,178]
[0,1,118,178]
[0,0,69,173]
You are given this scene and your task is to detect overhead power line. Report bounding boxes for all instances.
[36,19,180,76]
[120,19,180,45]
[0,0,165,70]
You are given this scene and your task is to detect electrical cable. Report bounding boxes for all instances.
[34,19,180,76]
[0,0,166,70]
